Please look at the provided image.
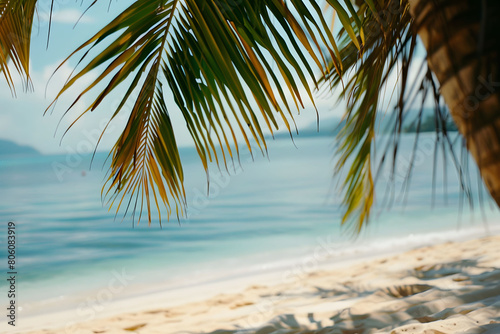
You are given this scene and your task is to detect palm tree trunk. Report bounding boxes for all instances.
[408,0,500,205]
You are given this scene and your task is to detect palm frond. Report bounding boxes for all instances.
[322,0,476,232]
[0,0,37,93]
[321,0,418,232]
[50,0,339,224]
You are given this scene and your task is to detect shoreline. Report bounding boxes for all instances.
[7,225,500,333]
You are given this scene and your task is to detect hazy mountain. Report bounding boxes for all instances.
[270,116,343,140]
[269,108,457,140]
[0,139,40,157]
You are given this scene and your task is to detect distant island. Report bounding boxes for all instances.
[403,114,458,133]
[0,139,40,157]
[270,110,458,140]
[269,117,343,140]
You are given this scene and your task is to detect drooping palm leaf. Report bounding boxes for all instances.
[49,0,341,225]
[0,0,37,93]
[319,0,415,232]
[322,0,474,232]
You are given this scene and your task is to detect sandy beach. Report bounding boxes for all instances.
[11,233,500,334]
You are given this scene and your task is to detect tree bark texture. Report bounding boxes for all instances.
[408,0,500,205]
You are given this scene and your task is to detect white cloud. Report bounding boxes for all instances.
[38,9,95,25]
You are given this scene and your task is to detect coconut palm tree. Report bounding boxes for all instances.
[1,0,498,231]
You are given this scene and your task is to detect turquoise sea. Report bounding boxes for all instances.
[1,133,500,321]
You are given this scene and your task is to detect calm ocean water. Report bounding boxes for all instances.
[1,133,499,318]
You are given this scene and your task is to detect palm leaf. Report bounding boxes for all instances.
[0,0,38,93]
[321,0,415,232]
[50,0,339,224]
[322,0,473,232]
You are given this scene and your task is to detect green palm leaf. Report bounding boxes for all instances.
[1,0,478,232]
[321,0,418,232]
[0,0,37,93]
[49,0,340,224]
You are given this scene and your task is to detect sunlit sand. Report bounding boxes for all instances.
[13,234,500,334]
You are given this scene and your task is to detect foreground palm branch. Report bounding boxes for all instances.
[320,0,419,231]
[320,0,478,232]
[0,0,37,93]
[49,0,342,225]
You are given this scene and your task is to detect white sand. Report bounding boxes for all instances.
[9,235,500,334]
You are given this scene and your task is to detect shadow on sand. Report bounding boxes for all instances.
[190,258,500,334]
